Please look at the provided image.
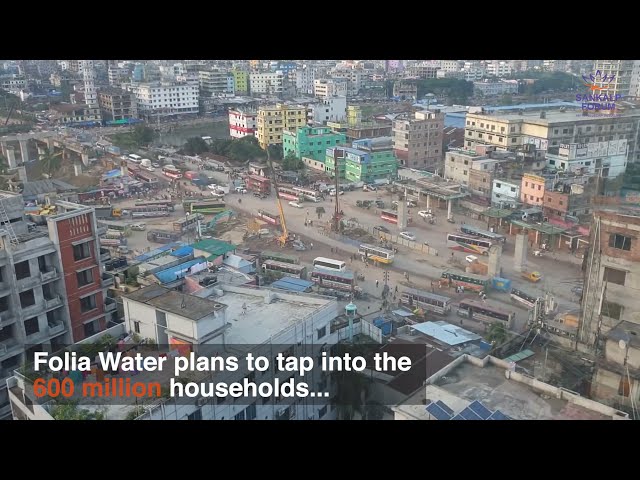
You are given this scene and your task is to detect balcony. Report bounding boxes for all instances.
[0,312,16,328]
[16,275,41,290]
[0,281,11,296]
[40,268,59,283]
[0,338,21,359]
[101,273,114,288]
[100,248,111,263]
[44,296,62,310]
[105,297,117,312]
[48,321,65,337]
[97,226,108,236]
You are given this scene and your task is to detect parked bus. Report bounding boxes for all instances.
[173,213,204,233]
[262,260,308,279]
[400,288,452,316]
[190,200,226,215]
[246,175,271,194]
[358,244,394,264]
[130,206,170,218]
[261,251,299,265]
[311,268,356,292]
[510,288,540,309]
[277,186,302,202]
[441,271,491,292]
[135,200,175,212]
[162,166,183,179]
[460,224,506,244]
[457,299,515,329]
[147,229,182,244]
[447,233,493,255]
[313,257,347,272]
[128,154,142,163]
[381,210,412,225]
[293,187,322,203]
[257,210,281,226]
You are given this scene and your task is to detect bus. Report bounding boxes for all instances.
[313,257,347,272]
[311,268,356,292]
[257,210,281,226]
[128,154,142,163]
[277,186,302,202]
[447,233,493,255]
[358,244,394,264]
[510,288,540,309]
[457,299,515,329]
[400,288,452,316]
[460,224,506,244]
[130,206,170,218]
[147,229,181,244]
[162,166,183,179]
[261,251,299,265]
[441,271,491,292]
[135,200,175,212]
[190,200,226,215]
[262,260,308,279]
[173,213,204,233]
[293,187,322,203]
[381,210,412,225]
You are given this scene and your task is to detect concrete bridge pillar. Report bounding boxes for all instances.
[81,152,89,167]
[19,139,30,164]
[37,144,47,158]
[74,161,83,176]
[16,166,27,183]
[5,147,17,168]
[513,233,527,272]
[426,194,431,210]
[447,199,453,220]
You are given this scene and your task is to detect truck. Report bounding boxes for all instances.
[100,237,127,247]
[141,159,152,168]
[245,175,271,194]
[184,171,200,181]
[95,206,123,219]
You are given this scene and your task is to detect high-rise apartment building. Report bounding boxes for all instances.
[256,104,307,149]
[393,110,445,169]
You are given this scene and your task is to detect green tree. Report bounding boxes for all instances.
[486,322,508,346]
[50,401,105,420]
[39,147,63,178]
[228,135,266,163]
[132,124,155,146]
[282,151,304,171]
[182,136,209,156]
[267,144,283,161]
[209,138,233,156]
[499,93,513,106]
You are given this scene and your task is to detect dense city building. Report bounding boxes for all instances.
[283,126,346,161]
[393,111,445,170]
[228,109,258,139]
[256,104,307,149]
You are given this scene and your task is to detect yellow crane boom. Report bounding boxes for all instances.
[265,147,290,247]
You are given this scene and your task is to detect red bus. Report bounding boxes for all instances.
[246,175,271,194]
[257,210,281,226]
[162,166,182,179]
[277,186,302,202]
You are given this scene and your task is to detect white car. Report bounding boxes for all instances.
[152,162,161,168]
[288,201,303,208]
[211,192,224,198]
[418,210,434,219]
[235,187,247,193]
[329,189,344,196]
[207,184,218,190]
[399,231,416,241]
[466,255,478,263]
[130,223,146,231]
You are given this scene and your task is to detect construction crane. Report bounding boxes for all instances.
[265,146,293,247]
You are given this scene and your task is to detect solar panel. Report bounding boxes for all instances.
[459,407,483,420]
[435,400,454,416]
[451,414,466,420]
[468,400,493,420]
[489,410,511,420]
[426,402,453,421]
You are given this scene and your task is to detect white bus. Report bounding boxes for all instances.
[312,257,347,273]
[358,244,394,264]
[128,154,142,163]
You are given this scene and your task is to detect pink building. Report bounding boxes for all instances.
[520,173,545,206]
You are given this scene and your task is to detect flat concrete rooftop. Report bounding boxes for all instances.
[210,288,330,344]
[126,285,226,320]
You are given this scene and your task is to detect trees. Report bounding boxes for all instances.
[132,124,155,146]
[182,137,209,156]
[486,322,508,346]
[414,79,474,104]
[227,136,266,163]
[39,147,63,178]
[282,151,304,171]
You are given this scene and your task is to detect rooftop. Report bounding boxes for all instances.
[394,355,628,420]
[125,284,226,321]
[204,286,334,345]
[21,179,77,197]
[191,238,236,259]
[467,108,640,124]
[410,321,482,347]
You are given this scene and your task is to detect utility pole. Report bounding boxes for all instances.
[332,148,344,232]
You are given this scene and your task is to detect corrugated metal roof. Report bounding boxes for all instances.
[192,238,236,259]
[154,258,207,284]
[503,349,535,363]
[270,277,314,292]
[409,321,481,346]
[22,179,77,197]
[171,246,194,258]
[134,242,185,262]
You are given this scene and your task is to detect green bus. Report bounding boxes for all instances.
[260,251,300,265]
[189,200,226,215]
[441,271,491,293]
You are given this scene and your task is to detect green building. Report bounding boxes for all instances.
[325,138,398,183]
[232,70,249,95]
[283,126,346,162]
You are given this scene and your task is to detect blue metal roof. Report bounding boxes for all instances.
[409,321,482,346]
[171,246,194,258]
[481,101,581,112]
[445,112,466,128]
[154,258,207,284]
[270,277,314,292]
[468,400,493,420]
[134,242,185,262]
[426,402,453,421]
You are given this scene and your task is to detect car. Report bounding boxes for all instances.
[418,210,434,219]
[253,192,264,198]
[374,225,391,234]
[207,184,219,190]
[407,201,417,208]
[288,201,303,208]
[146,167,155,172]
[235,187,247,193]
[363,184,377,192]
[130,223,146,231]
[399,231,416,241]
[152,162,160,168]
[211,192,224,198]
[465,255,478,263]
[375,200,385,208]
[329,189,344,196]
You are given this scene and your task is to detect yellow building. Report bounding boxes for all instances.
[256,104,307,149]
[347,105,362,126]
[232,70,249,95]
[464,112,524,150]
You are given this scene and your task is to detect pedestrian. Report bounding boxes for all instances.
[395,285,398,293]
[376,280,379,288]
[310,242,313,250]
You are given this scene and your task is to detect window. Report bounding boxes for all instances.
[73,242,92,261]
[20,290,35,308]
[537,185,541,191]
[133,321,141,334]
[525,181,529,187]
[501,127,505,133]
[604,267,626,286]
[187,408,203,421]
[319,406,328,418]
[234,410,246,421]
[463,170,468,175]
[80,294,97,313]
[245,403,257,420]
[496,183,501,188]
[83,320,98,338]
[510,126,516,133]
[14,261,30,280]
[511,138,517,143]
[317,326,326,339]
[24,317,39,336]
[464,160,469,165]
[609,234,632,251]
[548,197,552,202]
[601,300,623,320]
[76,269,94,287]
[510,187,516,192]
